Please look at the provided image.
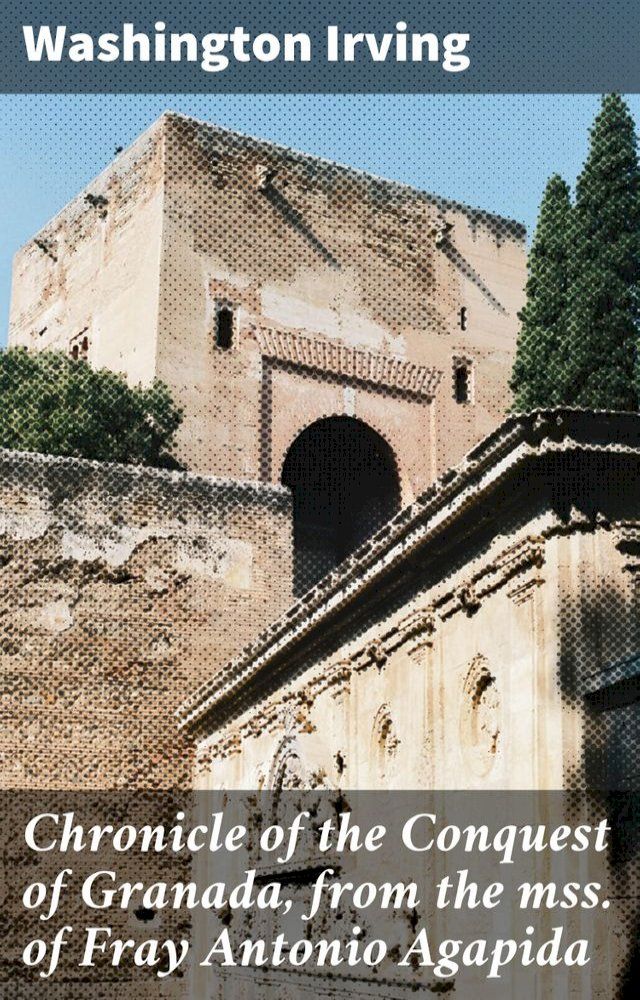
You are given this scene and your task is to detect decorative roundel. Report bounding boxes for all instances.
[372,702,401,758]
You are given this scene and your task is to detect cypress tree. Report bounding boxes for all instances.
[561,94,640,410]
[510,174,571,410]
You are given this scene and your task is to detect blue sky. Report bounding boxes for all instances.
[1,93,639,345]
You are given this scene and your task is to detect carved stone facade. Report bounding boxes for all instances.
[182,411,640,795]
[174,410,640,1000]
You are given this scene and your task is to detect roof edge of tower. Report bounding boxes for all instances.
[161,109,527,240]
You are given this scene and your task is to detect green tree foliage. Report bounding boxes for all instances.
[561,94,640,410]
[510,174,571,410]
[512,94,640,412]
[0,348,183,467]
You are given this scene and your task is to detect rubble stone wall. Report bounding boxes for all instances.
[0,448,293,789]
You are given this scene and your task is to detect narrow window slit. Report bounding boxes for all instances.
[454,361,471,404]
[216,306,234,349]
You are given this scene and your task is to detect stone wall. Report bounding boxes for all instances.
[0,449,292,789]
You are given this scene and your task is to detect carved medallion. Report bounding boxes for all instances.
[460,656,501,777]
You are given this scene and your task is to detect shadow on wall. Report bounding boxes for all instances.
[439,237,506,314]
[263,183,341,269]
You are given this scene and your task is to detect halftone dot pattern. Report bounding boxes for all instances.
[0,94,639,996]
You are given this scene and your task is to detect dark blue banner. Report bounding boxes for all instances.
[1,1,639,93]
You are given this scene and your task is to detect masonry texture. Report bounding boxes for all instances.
[0,449,291,789]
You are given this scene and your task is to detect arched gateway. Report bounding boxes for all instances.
[282,416,401,596]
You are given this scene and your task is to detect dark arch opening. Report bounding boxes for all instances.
[282,416,401,596]
[215,306,234,349]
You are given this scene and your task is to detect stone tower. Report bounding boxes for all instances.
[9,111,526,592]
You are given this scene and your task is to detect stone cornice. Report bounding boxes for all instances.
[178,409,640,734]
[253,326,442,399]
